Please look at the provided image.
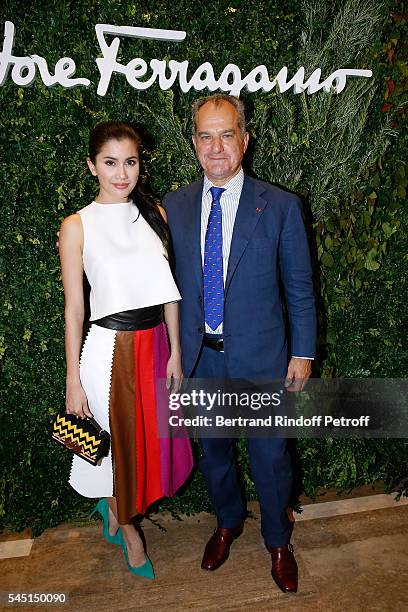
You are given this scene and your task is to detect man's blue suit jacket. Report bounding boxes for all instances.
[163,174,316,379]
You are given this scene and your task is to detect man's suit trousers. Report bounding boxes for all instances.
[194,344,293,547]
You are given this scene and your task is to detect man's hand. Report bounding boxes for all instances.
[284,358,312,392]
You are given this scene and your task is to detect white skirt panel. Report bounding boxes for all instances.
[68,324,116,499]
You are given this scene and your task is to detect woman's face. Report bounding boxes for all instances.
[87,137,140,203]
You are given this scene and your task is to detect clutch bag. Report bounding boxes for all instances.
[52,412,110,466]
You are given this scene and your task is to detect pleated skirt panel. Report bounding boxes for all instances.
[68,322,193,524]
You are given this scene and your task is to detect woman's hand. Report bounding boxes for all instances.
[66,381,93,419]
[166,353,183,393]
[163,301,183,393]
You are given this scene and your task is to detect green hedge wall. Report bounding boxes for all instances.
[0,0,407,535]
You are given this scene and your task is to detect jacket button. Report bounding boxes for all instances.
[198,326,204,333]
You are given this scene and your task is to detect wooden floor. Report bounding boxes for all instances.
[1,495,408,611]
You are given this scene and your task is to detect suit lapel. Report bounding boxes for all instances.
[225,176,267,294]
[182,180,204,292]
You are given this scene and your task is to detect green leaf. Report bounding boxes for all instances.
[364,248,380,271]
[23,329,32,342]
[321,251,334,267]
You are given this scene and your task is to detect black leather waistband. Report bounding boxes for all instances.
[92,305,163,331]
[203,334,224,351]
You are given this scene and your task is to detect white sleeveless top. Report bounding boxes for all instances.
[78,200,181,321]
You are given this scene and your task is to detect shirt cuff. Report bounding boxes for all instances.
[292,356,314,360]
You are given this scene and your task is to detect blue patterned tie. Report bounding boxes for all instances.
[203,186,225,331]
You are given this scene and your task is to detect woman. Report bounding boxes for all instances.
[59,121,193,579]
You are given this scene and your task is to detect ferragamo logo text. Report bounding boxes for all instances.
[0,21,373,97]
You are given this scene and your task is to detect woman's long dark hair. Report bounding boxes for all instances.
[88,121,171,259]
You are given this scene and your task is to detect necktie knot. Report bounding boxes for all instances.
[210,186,225,204]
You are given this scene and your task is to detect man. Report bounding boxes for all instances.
[163,94,316,593]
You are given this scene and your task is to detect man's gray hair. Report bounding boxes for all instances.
[192,94,247,135]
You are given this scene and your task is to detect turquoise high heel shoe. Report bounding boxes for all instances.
[119,530,155,579]
[90,498,121,545]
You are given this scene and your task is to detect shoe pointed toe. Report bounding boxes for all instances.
[201,526,243,571]
[119,532,155,580]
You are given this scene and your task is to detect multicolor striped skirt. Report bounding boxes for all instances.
[69,319,193,524]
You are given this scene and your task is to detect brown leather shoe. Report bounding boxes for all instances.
[201,526,243,571]
[266,543,298,593]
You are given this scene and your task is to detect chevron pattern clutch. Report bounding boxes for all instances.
[52,413,110,466]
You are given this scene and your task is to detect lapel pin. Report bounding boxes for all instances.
[255,207,263,213]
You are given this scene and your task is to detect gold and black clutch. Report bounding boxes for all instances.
[52,413,110,466]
